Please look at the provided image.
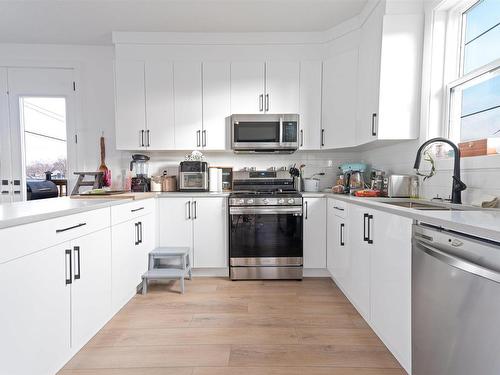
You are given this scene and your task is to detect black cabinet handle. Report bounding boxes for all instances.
[300,129,304,147]
[265,94,270,112]
[371,113,377,136]
[202,130,207,147]
[140,130,145,147]
[196,130,201,147]
[146,130,151,147]
[74,246,81,280]
[131,207,144,212]
[65,249,72,285]
[134,222,139,245]
[333,206,344,211]
[367,214,374,244]
[138,221,143,244]
[304,201,308,219]
[340,223,345,246]
[56,223,86,233]
[192,201,197,219]
[259,94,264,112]
[363,213,369,242]
[321,129,325,147]
[186,201,191,220]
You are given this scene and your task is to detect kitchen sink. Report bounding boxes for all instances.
[379,200,473,211]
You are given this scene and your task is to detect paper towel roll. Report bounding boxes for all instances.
[209,168,220,192]
[217,169,223,192]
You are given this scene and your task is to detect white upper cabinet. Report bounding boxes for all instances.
[202,62,231,150]
[265,61,300,114]
[115,60,146,150]
[356,1,423,144]
[145,61,175,150]
[299,60,322,150]
[322,49,358,149]
[230,62,266,114]
[174,61,203,150]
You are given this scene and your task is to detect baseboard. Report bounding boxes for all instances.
[303,268,330,277]
[191,268,229,277]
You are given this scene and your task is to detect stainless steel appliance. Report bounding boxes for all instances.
[229,169,303,280]
[130,154,151,192]
[387,175,411,197]
[412,223,500,375]
[179,161,209,192]
[231,114,299,154]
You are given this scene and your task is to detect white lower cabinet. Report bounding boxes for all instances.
[329,202,412,373]
[159,197,228,268]
[369,209,412,372]
[71,228,112,350]
[303,197,326,269]
[111,212,155,313]
[0,242,71,375]
[346,204,371,320]
[327,199,350,292]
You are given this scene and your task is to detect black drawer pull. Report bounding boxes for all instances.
[363,213,369,242]
[340,223,345,246]
[131,207,144,212]
[56,223,86,233]
[333,206,344,211]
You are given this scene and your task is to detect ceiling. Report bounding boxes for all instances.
[0,0,369,45]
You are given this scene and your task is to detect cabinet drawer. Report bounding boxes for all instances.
[329,199,348,218]
[111,199,155,226]
[0,207,110,264]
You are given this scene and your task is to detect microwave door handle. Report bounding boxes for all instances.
[279,117,283,143]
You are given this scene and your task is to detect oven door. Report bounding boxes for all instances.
[180,172,204,190]
[229,206,303,266]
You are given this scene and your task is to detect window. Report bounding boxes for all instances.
[21,97,68,180]
[447,0,500,153]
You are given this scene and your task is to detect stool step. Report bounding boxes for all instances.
[150,247,190,257]
[142,268,189,279]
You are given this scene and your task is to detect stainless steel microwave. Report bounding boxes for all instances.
[231,114,299,154]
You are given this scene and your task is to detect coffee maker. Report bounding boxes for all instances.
[339,163,367,195]
[130,154,151,192]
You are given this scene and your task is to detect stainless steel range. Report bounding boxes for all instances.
[229,169,303,280]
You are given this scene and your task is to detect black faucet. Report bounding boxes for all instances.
[413,137,467,204]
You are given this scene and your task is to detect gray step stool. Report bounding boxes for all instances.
[142,247,192,294]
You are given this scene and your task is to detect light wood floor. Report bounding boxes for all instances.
[58,277,406,375]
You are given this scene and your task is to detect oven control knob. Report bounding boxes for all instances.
[247,199,254,204]
[238,199,245,204]
[278,198,285,204]
[287,198,295,204]
[263,198,270,204]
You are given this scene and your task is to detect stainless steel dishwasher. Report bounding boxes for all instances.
[413,223,500,375]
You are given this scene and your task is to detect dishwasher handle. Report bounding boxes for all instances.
[416,240,500,283]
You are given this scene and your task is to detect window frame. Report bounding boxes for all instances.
[444,0,500,143]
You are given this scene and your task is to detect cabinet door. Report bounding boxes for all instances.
[299,60,322,150]
[347,204,371,320]
[370,210,412,371]
[0,243,71,375]
[322,49,358,149]
[145,61,175,150]
[174,62,203,150]
[356,1,383,145]
[111,219,139,313]
[265,61,300,113]
[136,212,155,278]
[327,203,350,292]
[230,62,265,114]
[71,228,112,350]
[115,60,146,150]
[202,62,230,150]
[159,198,193,260]
[303,197,327,269]
[193,197,228,268]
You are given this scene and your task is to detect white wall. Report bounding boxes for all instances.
[0,43,124,189]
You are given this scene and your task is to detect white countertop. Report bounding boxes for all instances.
[313,192,500,243]
[0,197,132,230]
[2,191,500,242]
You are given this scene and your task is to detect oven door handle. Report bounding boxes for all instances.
[230,207,303,215]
